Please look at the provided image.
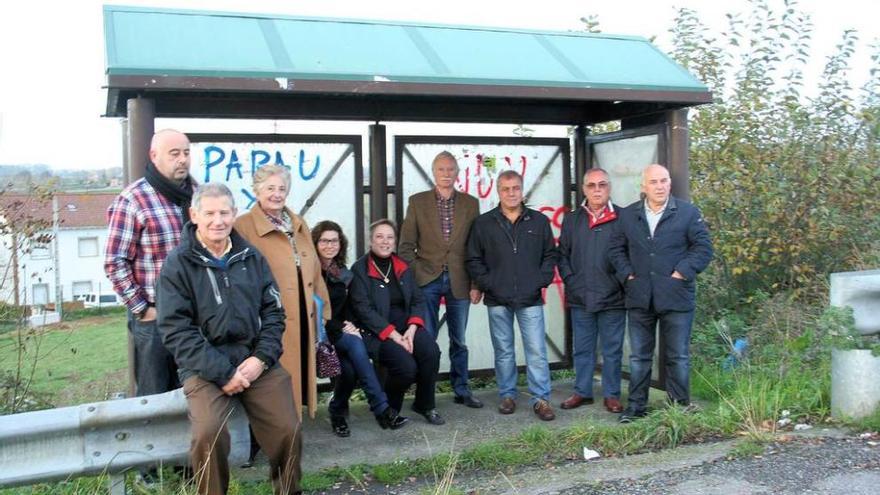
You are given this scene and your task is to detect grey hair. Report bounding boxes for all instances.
[496,169,523,190]
[252,164,292,195]
[584,167,610,181]
[432,151,459,171]
[192,183,235,211]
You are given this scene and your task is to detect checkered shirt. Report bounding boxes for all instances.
[104,178,187,314]
[436,189,456,242]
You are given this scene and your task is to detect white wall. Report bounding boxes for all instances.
[0,227,114,306]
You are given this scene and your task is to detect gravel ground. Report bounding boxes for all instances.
[559,435,880,495]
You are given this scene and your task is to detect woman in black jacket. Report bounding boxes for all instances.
[311,220,407,436]
[349,219,444,425]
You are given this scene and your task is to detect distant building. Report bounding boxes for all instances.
[0,192,118,307]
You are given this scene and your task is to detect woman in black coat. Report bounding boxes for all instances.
[311,220,407,436]
[349,219,444,425]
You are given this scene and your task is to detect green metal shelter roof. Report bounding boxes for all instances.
[103,5,712,124]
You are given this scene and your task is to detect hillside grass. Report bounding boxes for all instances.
[0,314,128,407]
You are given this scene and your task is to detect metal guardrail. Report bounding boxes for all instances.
[0,389,249,489]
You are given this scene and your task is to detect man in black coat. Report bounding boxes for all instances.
[558,168,626,414]
[466,170,558,421]
[157,183,301,495]
[608,164,713,423]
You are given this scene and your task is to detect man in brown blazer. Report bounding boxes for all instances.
[399,151,484,408]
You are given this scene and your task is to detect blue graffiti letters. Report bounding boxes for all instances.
[202,144,321,183]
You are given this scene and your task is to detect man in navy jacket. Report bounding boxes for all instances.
[558,168,626,414]
[608,164,713,422]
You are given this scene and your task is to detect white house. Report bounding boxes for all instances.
[0,192,118,307]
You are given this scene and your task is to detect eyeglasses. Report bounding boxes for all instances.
[318,238,340,245]
[586,182,609,190]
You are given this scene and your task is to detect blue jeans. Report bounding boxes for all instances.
[627,308,695,412]
[570,307,626,399]
[486,305,551,405]
[329,333,389,417]
[421,271,472,397]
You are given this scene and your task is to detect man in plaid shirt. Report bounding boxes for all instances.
[104,129,196,399]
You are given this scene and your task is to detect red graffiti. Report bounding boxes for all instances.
[454,153,529,198]
[474,154,495,199]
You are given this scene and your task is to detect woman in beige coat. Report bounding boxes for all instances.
[234,164,331,420]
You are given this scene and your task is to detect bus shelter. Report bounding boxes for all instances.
[103,5,712,392]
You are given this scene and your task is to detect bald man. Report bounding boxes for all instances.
[104,129,196,483]
[105,129,196,395]
[608,164,713,423]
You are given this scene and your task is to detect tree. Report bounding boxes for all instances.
[669,0,880,310]
[0,184,56,413]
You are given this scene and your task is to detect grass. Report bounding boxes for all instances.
[0,313,128,407]
[728,439,766,458]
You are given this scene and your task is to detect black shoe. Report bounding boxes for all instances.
[412,407,446,425]
[331,416,351,437]
[454,395,484,408]
[619,408,647,424]
[376,407,409,430]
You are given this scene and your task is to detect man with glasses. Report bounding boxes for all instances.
[558,168,626,413]
[608,164,713,423]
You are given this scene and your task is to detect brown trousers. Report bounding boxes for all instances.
[183,366,302,495]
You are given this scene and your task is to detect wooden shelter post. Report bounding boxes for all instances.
[125,97,154,185]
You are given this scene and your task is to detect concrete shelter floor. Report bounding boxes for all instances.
[236,378,672,477]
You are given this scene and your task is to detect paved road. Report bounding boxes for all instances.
[556,435,880,495]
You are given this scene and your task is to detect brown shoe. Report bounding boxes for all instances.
[603,398,624,413]
[533,399,556,421]
[498,397,516,415]
[560,394,594,410]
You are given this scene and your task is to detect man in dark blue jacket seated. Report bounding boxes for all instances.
[466,170,558,421]
[157,183,301,495]
[558,168,626,414]
[608,164,713,423]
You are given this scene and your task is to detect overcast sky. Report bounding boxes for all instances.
[0,0,877,170]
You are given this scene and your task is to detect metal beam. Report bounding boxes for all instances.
[573,125,588,206]
[105,89,707,127]
[369,124,387,221]
[667,108,690,201]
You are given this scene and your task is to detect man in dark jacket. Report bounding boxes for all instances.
[608,164,713,423]
[558,168,626,413]
[157,183,300,495]
[466,170,558,421]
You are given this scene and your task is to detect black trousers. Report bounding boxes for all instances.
[376,327,440,412]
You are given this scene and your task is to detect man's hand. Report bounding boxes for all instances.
[237,356,265,383]
[469,289,483,304]
[671,271,686,280]
[221,370,251,396]
[138,306,157,322]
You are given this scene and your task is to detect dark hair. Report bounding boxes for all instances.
[311,220,349,266]
[369,218,397,236]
